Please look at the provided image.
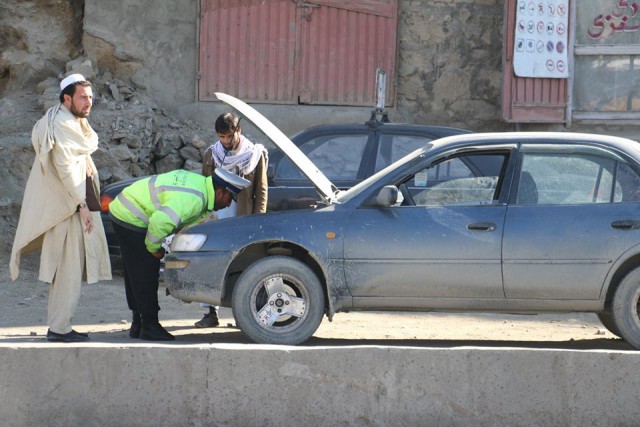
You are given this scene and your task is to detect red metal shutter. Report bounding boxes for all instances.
[198,0,398,106]
[501,0,568,123]
[296,0,398,106]
[198,0,298,103]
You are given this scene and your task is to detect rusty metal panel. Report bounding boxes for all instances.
[501,0,567,123]
[199,0,397,106]
[305,0,396,17]
[298,0,398,106]
[199,0,297,103]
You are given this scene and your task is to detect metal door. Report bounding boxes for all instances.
[296,0,398,106]
[198,0,398,106]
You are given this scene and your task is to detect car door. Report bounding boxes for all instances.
[343,145,515,306]
[503,144,640,300]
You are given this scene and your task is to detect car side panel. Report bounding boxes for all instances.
[344,205,507,302]
[503,203,640,299]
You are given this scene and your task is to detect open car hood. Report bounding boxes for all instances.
[216,92,340,205]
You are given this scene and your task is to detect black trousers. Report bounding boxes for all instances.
[111,221,161,318]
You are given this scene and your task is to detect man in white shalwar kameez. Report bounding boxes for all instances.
[10,74,111,342]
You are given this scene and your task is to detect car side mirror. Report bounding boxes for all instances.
[267,163,275,180]
[370,185,398,207]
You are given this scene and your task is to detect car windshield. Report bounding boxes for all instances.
[337,143,433,204]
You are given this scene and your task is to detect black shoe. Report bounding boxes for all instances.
[129,312,141,338]
[140,322,175,341]
[194,309,219,328]
[46,329,89,342]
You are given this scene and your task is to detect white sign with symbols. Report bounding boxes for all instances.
[513,0,569,78]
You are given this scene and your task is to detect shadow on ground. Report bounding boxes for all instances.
[1,325,633,352]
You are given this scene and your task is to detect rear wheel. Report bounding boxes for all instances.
[611,267,640,349]
[232,256,325,345]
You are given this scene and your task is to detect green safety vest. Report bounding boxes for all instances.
[109,169,216,252]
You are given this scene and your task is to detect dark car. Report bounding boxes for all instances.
[266,121,471,211]
[99,117,470,259]
[163,93,640,347]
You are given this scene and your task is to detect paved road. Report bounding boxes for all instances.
[0,257,633,350]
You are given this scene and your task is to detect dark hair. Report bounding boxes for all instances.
[59,80,92,103]
[215,113,240,134]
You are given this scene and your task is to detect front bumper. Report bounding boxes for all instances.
[164,251,232,306]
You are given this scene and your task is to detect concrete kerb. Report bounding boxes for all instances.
[0,344,639,427]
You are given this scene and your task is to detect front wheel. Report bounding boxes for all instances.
[611,267,640,349]
[232,256,325,345]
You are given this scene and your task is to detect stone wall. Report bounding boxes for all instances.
[83,0,197,110]
[3,1,640,138]
[0,0,83,93]
[396,0,508,131]
[81,0,510,133]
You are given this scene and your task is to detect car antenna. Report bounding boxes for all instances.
[366,68,390,128]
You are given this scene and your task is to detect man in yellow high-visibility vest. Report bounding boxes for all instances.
[109,168,249,341]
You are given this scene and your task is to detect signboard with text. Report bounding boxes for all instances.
[513,0,569,78]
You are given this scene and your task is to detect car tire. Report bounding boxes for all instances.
[596,312,621,337]
[611,267,640,349]
[232,256,325,345]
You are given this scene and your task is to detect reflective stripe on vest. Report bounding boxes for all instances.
[150,176,206,209]
[117,176,207,227]
[115,193,149,225]
[146,230,164,245]
[159,206,181,227]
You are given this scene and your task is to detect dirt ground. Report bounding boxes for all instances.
[0,253,634,350]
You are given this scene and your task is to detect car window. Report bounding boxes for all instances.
[400,153,507,206]
[375,134,432,172]
[517,153,640,205]
[427,157,474,180]
[615,162,640,202]
[275,134,368,181]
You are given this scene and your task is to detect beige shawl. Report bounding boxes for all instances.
[10,105,111,283]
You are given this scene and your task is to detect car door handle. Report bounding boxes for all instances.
[467,222,496,232]
[611,220,640,230]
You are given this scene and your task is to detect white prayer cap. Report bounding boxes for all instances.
[60,73,86,91]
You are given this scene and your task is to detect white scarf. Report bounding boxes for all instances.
[33,104,99,172]
[211,135,267,176]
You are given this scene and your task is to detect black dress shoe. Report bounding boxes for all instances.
[129,312,141,338]
[46,329,89,342]
[140,322,175,341]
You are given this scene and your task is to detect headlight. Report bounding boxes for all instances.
[170,233,207,251]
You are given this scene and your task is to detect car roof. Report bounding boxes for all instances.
[428,132,640,156]
[289,122,472,140]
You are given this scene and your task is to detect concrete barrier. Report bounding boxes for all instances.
[0,343,639,426]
